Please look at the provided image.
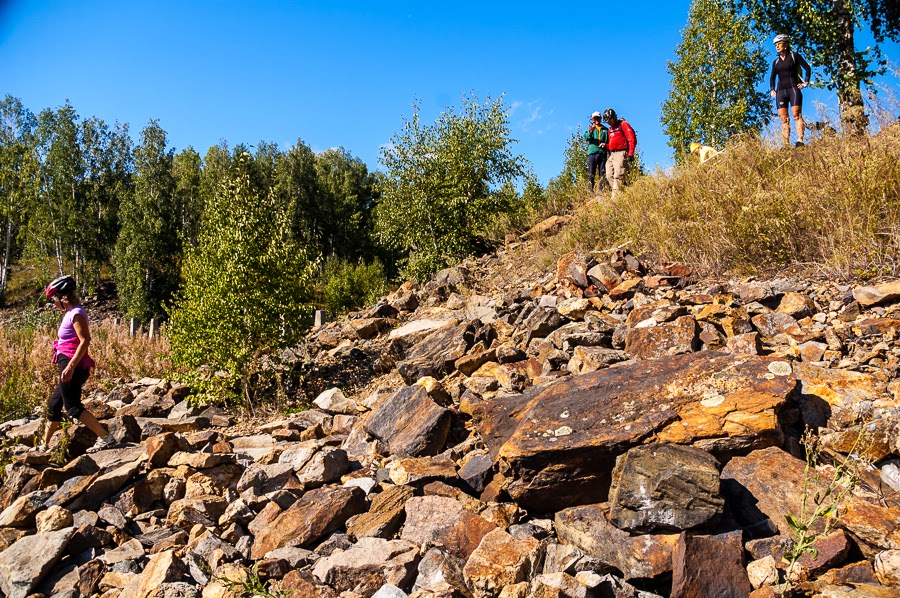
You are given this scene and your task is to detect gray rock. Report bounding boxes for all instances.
[156,581,201,598]
[0,526,75,598]
[297,447,350,488]
[410,548,468,596]
[608,444,723,533]
[312,537,420,595]
[364,385,452,457]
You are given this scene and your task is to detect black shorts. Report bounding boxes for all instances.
[776,87,803,109]
[47,354,90,422]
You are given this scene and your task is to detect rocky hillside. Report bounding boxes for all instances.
[1,219,900,598]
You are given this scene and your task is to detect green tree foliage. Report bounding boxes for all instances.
[172,147,203,249]
[663,0,768,163]
[32,102,83,276]
[375,96,527,279]
[115,120,179,320]
[319,256,387,317]
[732,0,900,133]
[314,147,377,260]
[0,96,39,304]
[167,152,317,405]
[79,117,132,286]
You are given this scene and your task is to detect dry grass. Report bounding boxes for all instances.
[0,315,170,422]
[547,127,900,278]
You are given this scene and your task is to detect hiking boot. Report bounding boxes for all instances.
[88,435,116,453]
[795,141,805,147]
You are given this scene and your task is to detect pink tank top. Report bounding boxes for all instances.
[54,306,95,368]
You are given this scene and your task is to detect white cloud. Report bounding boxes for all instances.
[511,99,555,134]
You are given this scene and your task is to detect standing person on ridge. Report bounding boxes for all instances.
[769,33,811,148]
[584,111,609,193]
[37,275,115,453]
[602,108,637,194]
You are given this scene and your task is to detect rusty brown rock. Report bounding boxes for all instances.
[400,496,496,560]
[853,280,900,307]
[397,321,473,383]
[250,485,366,559]
[726,332,762,355]
[566,346,626,374]
[144,433,183,468]
[839,501,900,556]
[609,278,643,300]
[556,251,593,288]
[463,529,541,598]
[852,318,900,336]
[751,312,805,341]
[817,561,879,586]
[364,385,452,457]
[671,531,752,598]
[554,503,677,580]
[346,484,413,540]
[720,446,825,537]
[474,352,796,510]
[798,530,851,575]
[278,570,338,598]
[777,292,816,318]
[455,349,498,377]
[624,315,698,359]
[311,537,419,595]
[587,263,622,291]
[349,317,387,340]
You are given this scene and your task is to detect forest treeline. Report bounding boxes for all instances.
[0,95,393,318]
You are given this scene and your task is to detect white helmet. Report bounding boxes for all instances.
[591,111,601,119]
[773,34,791,45]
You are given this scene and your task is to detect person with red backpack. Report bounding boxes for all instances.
[602,108,637,194]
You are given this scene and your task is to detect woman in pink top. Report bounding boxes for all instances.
[40,275,114,452]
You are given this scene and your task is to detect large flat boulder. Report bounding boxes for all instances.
[473,352,797,510]
[250,486,366,559]
[0,526,75,598]
[364,385,452,457]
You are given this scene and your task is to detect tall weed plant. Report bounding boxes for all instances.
[556,128,900,277]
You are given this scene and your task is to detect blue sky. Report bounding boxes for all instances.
[1,1,898,184]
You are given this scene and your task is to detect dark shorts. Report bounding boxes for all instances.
[776,87,803,109]
[47,354,90,422]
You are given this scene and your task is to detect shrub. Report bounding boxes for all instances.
[167,153,317,408]
[319,257,388,317]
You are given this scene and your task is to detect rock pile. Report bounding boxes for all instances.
[2,241,900,597]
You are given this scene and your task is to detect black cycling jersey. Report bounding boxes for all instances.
[770,52,811,91]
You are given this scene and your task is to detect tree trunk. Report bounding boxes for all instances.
[1,210,12,306]
[833,0,868,135]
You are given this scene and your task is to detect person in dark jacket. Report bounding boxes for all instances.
[584,111,608,193]
[770,33,812,147]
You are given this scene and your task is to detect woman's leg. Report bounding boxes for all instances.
[778,107,791,146]
[792,105,805,144]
